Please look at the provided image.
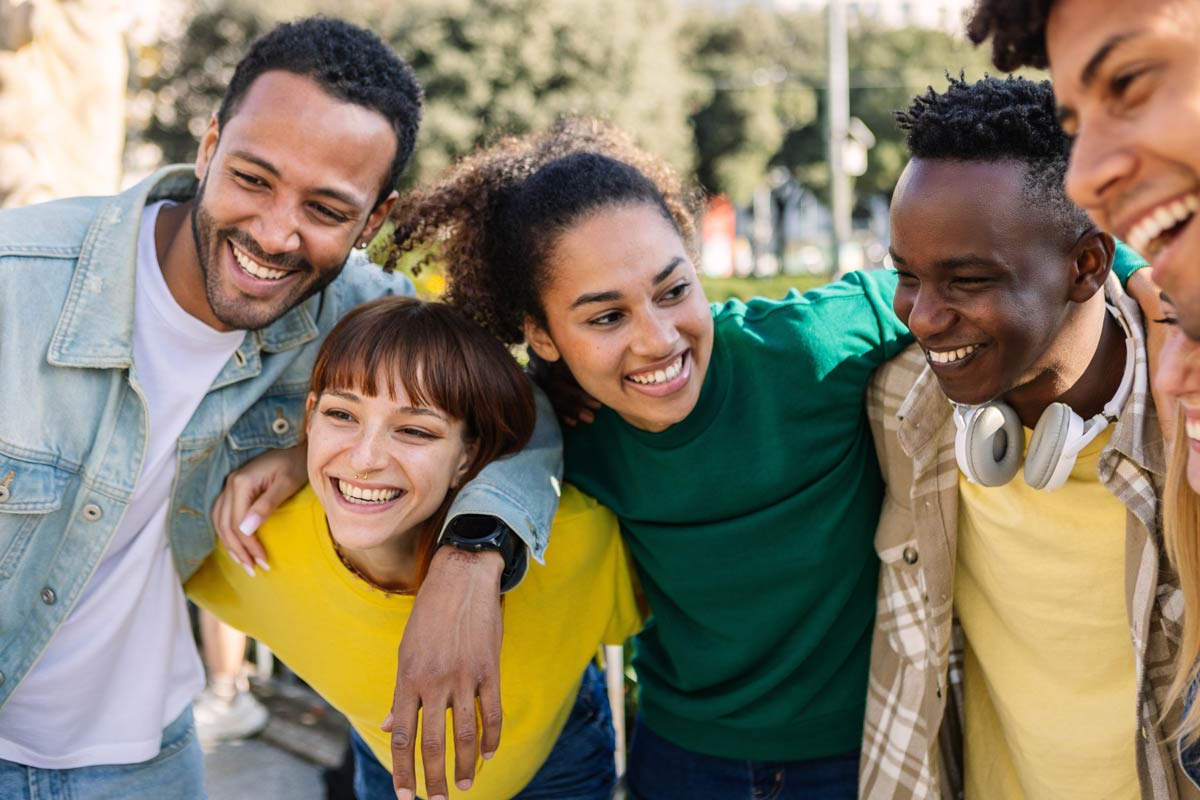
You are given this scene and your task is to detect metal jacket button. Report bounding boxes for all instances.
[903,546,919,565]
[271,417,290,436]
[41,587,56,605]
[82,504,102,521]
[0,486,8,503]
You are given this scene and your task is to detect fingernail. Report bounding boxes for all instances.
[482,750,496,761]
[239,512,263,536]
[380,713,393,730]
[431,795,447,800]
[255,557,271,571]
[242,562,256,578]
[457,779,473,790]
[228,552,244,568]
[395,791,413,800]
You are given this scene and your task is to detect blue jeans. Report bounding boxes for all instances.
[0,706,206,800]
[354,662,616,800]
[626,715,858,800]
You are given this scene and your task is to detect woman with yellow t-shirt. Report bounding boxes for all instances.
[187,296,642,800]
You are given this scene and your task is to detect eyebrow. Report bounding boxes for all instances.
[1080,31,1141,87]
[228,150,363,210]
[569,257,684,309]
[888,250,1007,271]
[324,390,447,420]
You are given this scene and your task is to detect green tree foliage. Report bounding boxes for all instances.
[128,0,694,184]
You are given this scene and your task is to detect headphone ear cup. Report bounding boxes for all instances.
[1025,402,1083,491]
[960,402,1023,486]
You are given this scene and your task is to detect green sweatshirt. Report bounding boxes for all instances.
[564,269,909,761]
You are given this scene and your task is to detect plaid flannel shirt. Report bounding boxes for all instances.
[859,277,1194,800]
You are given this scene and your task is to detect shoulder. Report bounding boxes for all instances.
[552,484,618,531]
[869,342,927,416]
[0,194,103,260]
[330,251,416,307]
[256,485,326,545]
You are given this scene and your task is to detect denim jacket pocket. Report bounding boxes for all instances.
[0,450,75,580]
[226,391,307,454]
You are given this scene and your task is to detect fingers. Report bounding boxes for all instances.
[419,705,449,800]
[211,484,257,577]
[451,694,477,791]
[478,674,502,761]
[390,689,419,800]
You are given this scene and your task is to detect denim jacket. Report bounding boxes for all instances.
[0,166,561,708]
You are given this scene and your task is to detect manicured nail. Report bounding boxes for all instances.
[228,552,244,568]
[457,779,473,790]
[482,750,495,761]
[395,791,413,800]
[255,558,271,571]
[239,512,263,536]
[242,562,256,578]
[380,713,393,730]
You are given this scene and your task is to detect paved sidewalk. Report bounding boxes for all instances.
[201,676,352,800]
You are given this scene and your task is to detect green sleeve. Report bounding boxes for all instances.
[1112,241,1147,287]
[796,269,913,367]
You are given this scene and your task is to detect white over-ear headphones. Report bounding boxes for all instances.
[951,305,1136,491]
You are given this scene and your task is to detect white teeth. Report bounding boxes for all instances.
[927,344,980,365]
[232,244,289,280]
[1126,192,1200,256]
[1187,419,1200,441]
[337,479,402,504]
[628,355,684,385]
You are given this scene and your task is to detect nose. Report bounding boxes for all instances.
[1063,125,1136,221]
[630,307,679,358]
[250,195,302,255]
[348,425,389,476]
[898,283,957,343]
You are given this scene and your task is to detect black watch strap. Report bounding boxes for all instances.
[440,514,528,592]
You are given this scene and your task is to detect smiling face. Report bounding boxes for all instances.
[890,158,1092,407]
[1156,296,1200,491]
[305,379,473,588]
[185,70,398,331]
[1047,0,1200,339]
[524,203,714,433]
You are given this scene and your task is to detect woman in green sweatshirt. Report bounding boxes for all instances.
[388,117,909,799]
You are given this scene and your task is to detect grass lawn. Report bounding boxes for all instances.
[700,273,830,302]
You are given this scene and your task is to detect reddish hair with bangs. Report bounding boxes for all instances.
[308,296,536,578]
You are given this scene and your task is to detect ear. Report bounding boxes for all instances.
[1067,228,1115,303]
[304,392,319,433]
[450,439,479,490]
[523,316,561,363]
[194,113,221,182]
[359,190,399,250]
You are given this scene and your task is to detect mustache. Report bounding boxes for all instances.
[223,230,312,273]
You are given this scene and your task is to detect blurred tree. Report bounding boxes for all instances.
[126,0,695,184]
[682,10,1004,208]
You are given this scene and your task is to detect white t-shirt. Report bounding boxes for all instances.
[0,201,246,767]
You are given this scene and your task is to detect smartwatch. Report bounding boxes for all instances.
[439,514,528,591]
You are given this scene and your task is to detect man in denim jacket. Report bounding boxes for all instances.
[0,18,559,800]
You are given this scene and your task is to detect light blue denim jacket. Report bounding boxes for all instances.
[0,166,561,708]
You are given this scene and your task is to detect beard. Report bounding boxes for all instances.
[190,176,344,331]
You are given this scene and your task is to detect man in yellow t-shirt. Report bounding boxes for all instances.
[859,75,1190,800]
[188,483,642,800]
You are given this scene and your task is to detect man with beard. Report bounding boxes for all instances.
[0,17,558,800]
[967,0,1200,341]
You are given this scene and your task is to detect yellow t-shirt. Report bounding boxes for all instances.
[955,426,1138,800]
[187,484,642,800]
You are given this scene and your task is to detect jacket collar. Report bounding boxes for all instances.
[48,165,320,369]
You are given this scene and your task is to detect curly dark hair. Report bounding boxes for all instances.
[896,74,1091,242]
[218,17,423,208]
[966,0,1055,72]
[387,117,702,345]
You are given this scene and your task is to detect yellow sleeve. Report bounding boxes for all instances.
[602,521,646,645]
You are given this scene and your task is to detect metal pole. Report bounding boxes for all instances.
[827,0,850,275]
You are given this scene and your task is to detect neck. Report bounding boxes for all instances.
[154,200,228,331]
[1002,295,1126,428]
[331,524,423,593]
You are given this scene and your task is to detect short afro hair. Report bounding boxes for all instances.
[218,17,423,208]
[896,74,1091,242]
[966,0,1055,72]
